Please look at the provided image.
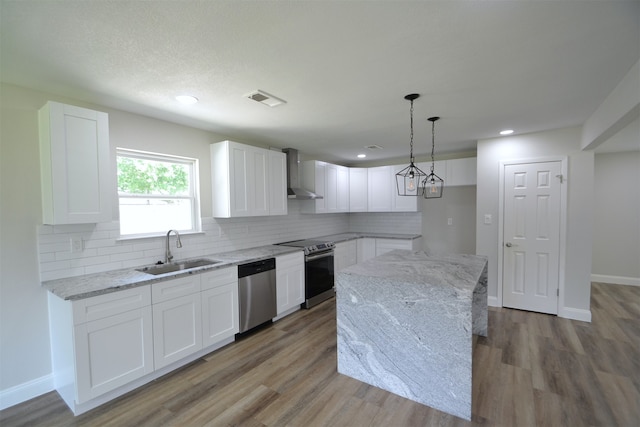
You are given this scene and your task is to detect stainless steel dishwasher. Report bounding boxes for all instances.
[237,258,277,333]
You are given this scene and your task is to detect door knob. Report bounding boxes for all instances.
[505,242,513,247]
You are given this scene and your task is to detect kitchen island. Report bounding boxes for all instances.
[336,250,488,421]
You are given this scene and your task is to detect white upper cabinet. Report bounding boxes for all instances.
[367,165,420,212]
[349,168,368,212]
[269,150,288,215]
[303,160,349,214]
[446,157,477,186]
[211,141,287,218]
[367,166,393,212]
[418,158,476,187]
[39,101,111,224]
[325,163,349,213]
[391,164,421,212]
[302,160,326,213]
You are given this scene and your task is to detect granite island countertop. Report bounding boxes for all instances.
[42,245,302,301]
[314,232,422,243]
[336,249,488,421]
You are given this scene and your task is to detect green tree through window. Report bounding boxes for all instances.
[116,149,200,236]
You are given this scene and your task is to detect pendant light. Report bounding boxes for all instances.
[396,94,429,196]
[423,116,444,199]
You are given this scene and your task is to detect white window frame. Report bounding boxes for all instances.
[116,148,201,238]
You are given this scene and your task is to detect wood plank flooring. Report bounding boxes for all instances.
[2,282,638,426]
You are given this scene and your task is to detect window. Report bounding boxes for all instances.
[117,149,200,237]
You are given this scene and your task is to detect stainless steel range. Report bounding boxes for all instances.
[276,239,335,308]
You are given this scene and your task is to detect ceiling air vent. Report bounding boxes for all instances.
[246,90,286,107]
[365,144,384,150]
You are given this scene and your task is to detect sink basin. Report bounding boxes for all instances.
[136,258,221,275]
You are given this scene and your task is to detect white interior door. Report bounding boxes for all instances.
[503,161,562,314]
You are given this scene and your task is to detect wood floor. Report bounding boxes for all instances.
[2,282,638,426]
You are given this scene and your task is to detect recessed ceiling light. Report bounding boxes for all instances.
[176,95,198,105]
[357,154,366,158]
[500,129,514,135]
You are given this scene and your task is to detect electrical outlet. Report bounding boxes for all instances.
[70,237,83,253]
[447,218,453,226]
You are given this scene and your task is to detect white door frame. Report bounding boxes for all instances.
[497,156,569,312]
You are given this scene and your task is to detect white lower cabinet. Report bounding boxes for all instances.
[275,251,305,315]
[74,304,153,403]
[335,240,357,272]
[49,286,154,411]
[152,275,203,369]
[152,293,203,369]
[375,238,414,256]
[49,266,240,415]
[357,238,376,263]
[356,237,423,262]
[201,267,239,346]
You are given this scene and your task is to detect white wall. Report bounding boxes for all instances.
[592,151,640,285]
[476,126,594,321]
[420,186,476,255]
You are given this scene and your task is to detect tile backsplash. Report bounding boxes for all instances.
[38,201,423,282]
[38,201,352,281]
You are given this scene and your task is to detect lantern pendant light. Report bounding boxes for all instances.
[396,94,429,196]
[423,116,444,199]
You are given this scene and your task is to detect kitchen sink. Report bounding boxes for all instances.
[136,258,221,275]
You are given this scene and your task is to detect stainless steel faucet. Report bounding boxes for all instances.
[165,229,182,263]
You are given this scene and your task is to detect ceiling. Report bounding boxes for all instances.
[2,1,639,164]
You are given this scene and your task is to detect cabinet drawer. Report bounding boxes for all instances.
[73,286,151,325]
[152,275,201,304]
[277,251,304,270]
[200,266,236,291]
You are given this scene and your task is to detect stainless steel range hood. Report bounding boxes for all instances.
[282,148,323,200]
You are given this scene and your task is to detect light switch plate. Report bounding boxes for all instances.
[484,214,492,225]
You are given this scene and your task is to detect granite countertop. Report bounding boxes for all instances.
[43,232,423,301]
[43,245,302,301]
[315,232,422,243]
[340,249,487,297]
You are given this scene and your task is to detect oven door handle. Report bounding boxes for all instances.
[305,251,334,262]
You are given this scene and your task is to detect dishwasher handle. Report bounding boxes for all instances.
[238,258,276,278]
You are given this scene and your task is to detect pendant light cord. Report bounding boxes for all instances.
[430,118,435,173]
[409,100,415,163]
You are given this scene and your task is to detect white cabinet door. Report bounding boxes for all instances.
[446,157,477,186]
[202,283,239,346]
[251,148,270,216]
[391,164,421,212]
[367,166,392,212]
[357,238,376,263]
[303,161,327,213]
[325,163,339,212]
[201,267,239,347]
[211,141,286,218]
[335,240,357,272]
[375,238,413,257]
[152,292,202,369]
[336,165,350,212]
[349,168,368,212]
[39,101,111,224]
[74,306,153,403]
[276,252,305,315]
[269,150,288,215]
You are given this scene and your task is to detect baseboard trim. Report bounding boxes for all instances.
[488,296,500,307]
[591,274,640,287]
[559,306,592,323]
[0,374,54,411]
